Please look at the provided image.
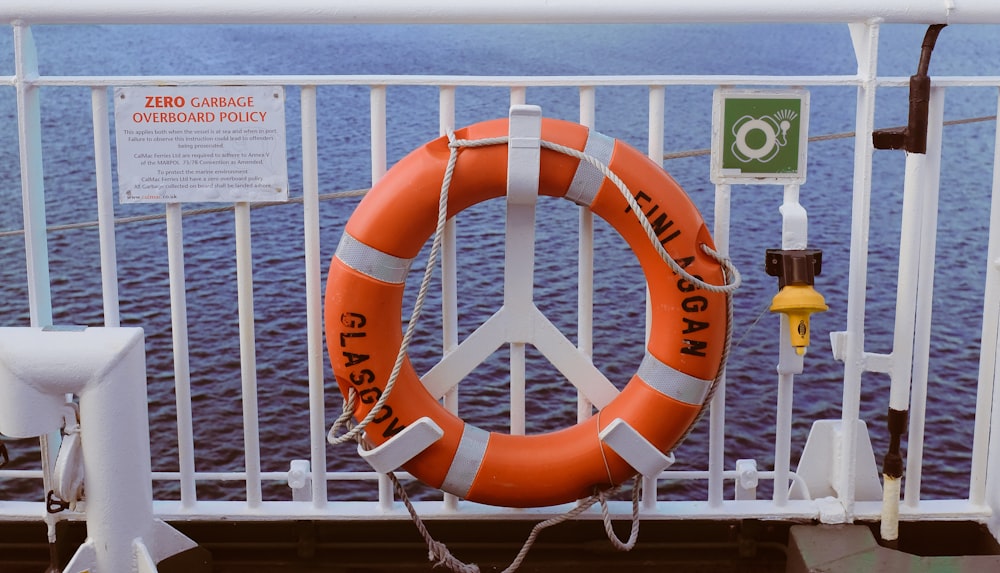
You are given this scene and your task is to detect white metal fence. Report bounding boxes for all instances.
[0,5,999,544]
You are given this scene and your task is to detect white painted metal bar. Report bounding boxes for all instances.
[439,85,459,415]
[26,73,894,89]
[838,19,881,517]
[369,84,393,511]
[989,290,1000,534]
[6,1,1000,25]
[577,85,596,425]
[94,497,1000,523]
[510,86,527,106]
[887,142,926,415]
[708,183,731,509]
[165,204,198,507]
[648,86,665,162]
[90,87,120,327]
[645,85,665,509]
[300,85,327,508]
[774,184,807,507]
[904,86,945,508]
[234,202,263,507]
[439,85,460,512]
[13,23,52,329]
[971,89,1000,507]
[370,85,387,182]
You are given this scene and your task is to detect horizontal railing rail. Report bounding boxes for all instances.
[2,0,1000,25]
[0,17,998,550]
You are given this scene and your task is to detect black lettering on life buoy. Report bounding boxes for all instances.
[677,275,703,293]
[680,339,708,357]
[372,405,393,423]
[381,416,406,438]
[674,255,694,269]
[682,318,710,334]
[681,295,708,313]
[341,312,367,328]
[626,190,682,245]
[359,387,382,403]
[342,351,370,367]
[349,368,376,386]
[339,331,366,346]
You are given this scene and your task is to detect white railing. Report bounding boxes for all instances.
[0,4,999,547]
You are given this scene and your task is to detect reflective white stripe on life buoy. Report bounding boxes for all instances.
[636,353,712,406]
[440,424,490,497]
[565,130,615,207]
[336,232,414,284]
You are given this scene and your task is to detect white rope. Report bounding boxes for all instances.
[499,477,641,573]
[389,471,481,573]
[326,134,461,446]
[538,139,740,293]
[326,129,741,573]
[599,477,642,551]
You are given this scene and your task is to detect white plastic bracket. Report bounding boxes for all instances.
[598,418,676,478]
[287,459,312,502]
[357,416,444,474]
[789,419,882,502]
[506,105,542,206]
[735,458,759,500]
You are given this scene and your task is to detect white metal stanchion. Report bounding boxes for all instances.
[0,327,201,573]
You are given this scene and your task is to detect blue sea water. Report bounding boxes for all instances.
[1,22,999,503]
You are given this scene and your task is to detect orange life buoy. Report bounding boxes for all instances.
[325,117,729,507]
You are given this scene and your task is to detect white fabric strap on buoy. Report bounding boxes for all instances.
[564,130,615,207]
[636,352,713,406]
[440,424,490,498]
[335,232,414,284]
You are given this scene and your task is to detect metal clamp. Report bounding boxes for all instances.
[46,490,70,514]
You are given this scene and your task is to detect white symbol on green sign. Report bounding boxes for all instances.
[730,108,798,163]
[711,89,808,184]
[719,96,805,177]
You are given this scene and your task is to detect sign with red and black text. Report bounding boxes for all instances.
[114,86,288,203]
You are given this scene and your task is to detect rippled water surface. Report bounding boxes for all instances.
[1,23,999,503]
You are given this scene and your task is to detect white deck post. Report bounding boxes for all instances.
[0,327,199,572]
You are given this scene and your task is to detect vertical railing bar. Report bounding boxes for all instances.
[13,22,52,329]
[839,20,881,517]
[165,204,197,507]
[234,202,263,508]
[971,88,1000,506]
[439,84,460,511]
[300,85,327,508]
[14,22,58,506]
[772,184,802,508]
[904,86,945,507]
[645,85,665,509]
[510,86,527,107]
[708,183,731,509]
[577,85,596,425]
[508,86,528,437]
[90,86,120,327]
[371,85,388,183]
[440,84,458,413]
[370,84,394,510]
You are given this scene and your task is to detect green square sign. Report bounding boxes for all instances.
[711,89,809,184]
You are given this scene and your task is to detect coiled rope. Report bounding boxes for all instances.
[327,131,741,573]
